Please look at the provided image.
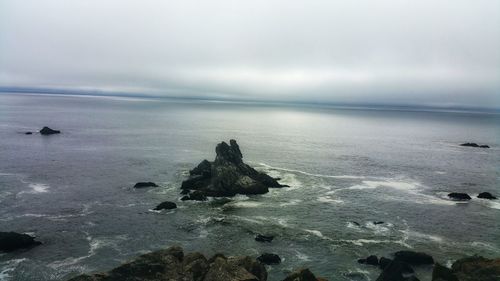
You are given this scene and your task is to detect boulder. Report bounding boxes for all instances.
[373,221,384,225]
[255,235,274,243]
[257,253,281,265]
[394,251,434,265]
[282,268,319,281]
[477,192,497,200]
[358,255,379,266]
[376,260,418,281]
[448,193,471,201]
[154,201,177,210]
[180,140,286,198]
[133,182,158,188]
[68,246,267,281]
[39,126,61,135]
[0,232,42,252]
[25,132,33,135]
[449,255,500,281]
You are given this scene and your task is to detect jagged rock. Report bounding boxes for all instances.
[154,201,177,210]
[255,235,274,243]
[0,232,42,252]
[376,260,418,281]
[358,255,379,266]
[432,263,458,281]
[39,126,61,135]
[134,182,158,188]
[282,268,319,281]
[477,192,497,200]
[257,253,281,265]
[448,193,471,201]
[394,251,434,265]
[180,140,286,198]
[460,143,489,148]
[67,246,267,281]
[448,255,500,281]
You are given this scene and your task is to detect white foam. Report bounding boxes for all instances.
[295,251,311,262]
[230,201,263,208]
[0,258,26,281]
[317,196,344,204]
[16,183,50,196]
[400,230,444,243]
[258,163,365,179]
[279,199,302,207]
[304,229,325,238]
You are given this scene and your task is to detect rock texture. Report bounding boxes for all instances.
[0,232,42,252]
[39,126,61,135]
[432,256,500,281]
[180,140,286,199]
[68,246,267,281]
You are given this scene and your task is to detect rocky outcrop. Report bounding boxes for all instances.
[448,193,471,201]
[394,251,434,265]
[180,140,286,200]
[39,126,61,135]
[255,235,274,243]
[154,201,177,211]
[477,192,497,200]
[68,246,267,281]
[460,143,490,148]
[134,182,158,188]
[257,253,281,265]
[432,256,500,281]
[0,232,42,252]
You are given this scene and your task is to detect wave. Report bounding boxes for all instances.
[0,258,26,281]
[317,196,344,204]
[257,163,365,179]
[16,183,50,196]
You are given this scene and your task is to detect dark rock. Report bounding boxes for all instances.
[373,221,384,225]
[181,191,208,201]
[153,201,177,211]
[358,255,379,266]
[376,260,417,281]
[394,251,434,265]
[477,192,497,200]
[350,221,360,226]
[379,257,392,270]
[282,268,318,281]
[68,246,267,281]
[447,193,471,201]
[0,232,42,252]
[479,145,490,148]
[257,253,281,265]
[180,140,286,198]
[39,126,60,135]
[432,263,458,281]
[255,234,274,243]
[449,255,500,281]
[25,132,33,135]
[460,143,490,148]
[133,182,158,188]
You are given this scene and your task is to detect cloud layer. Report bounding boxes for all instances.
[1,0,499,107]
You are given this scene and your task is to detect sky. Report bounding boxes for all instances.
[1,0,499,108]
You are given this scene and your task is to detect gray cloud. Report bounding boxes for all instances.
[1,0,499,108]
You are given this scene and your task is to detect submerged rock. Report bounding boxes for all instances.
[25,132,33,135]
[448,193,471,201]
[432,255,500,281]
[358,255,379,266]
[257,253,281,265]
[39,126,61,135]
[154,201,177,210]
[181,140,286,199]
[394,251,434,265]
[134,182,158,188]
[0,232,42,252]
[460,142,489,148]
[68,246,267,281]
[255,234,274,243]
[477,192,497,200]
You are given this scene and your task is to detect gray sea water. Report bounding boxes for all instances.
[0,93,499,281]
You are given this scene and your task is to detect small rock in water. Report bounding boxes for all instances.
[154,201,177,210]
[257,253,281,265]
[358,255,379,266]
[39,126,61,135]
[373,221,384,225]
[394,250,434,265]
[460,142,489,148]
[376,260,417,281]
[255,234,274,243]
[477,192,497,200]
[448,193,471,201]
[0,232,42,252]
[133,182,158,188]
[25,132,33,135]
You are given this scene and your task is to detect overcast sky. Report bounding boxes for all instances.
[1,0,499,108]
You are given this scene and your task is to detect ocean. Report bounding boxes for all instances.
[0,93,499,281]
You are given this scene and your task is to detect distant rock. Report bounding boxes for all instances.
[477,192,497,200]
[358,255,379,266]
[133,182,158,188]
[25,132,33,135]
[68,246,267,281]
[448,193,471,201]
[373,221,384,225]
[0,232,41,252]
[39,126,60,135]
[257,253,281,265]
[255,234,274,243]
[394,251,434,265]
[432,255,500,281]
[282,268,324,281]
[180,140,286,199]
[460,142,489,148]
[154,201,177,211]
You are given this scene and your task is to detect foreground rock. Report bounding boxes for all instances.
[0,232,42,252]
[448,193,471,201]
[477,192,497,200]
[68,246,267,281]
[394,251,434,265]
[134,182,158,188]
[282,268,327,281]
[39,126,61,135]
[459,142,489,148]
[181,140,286,199]
[154,201,177,210]
[432,255,500,281]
